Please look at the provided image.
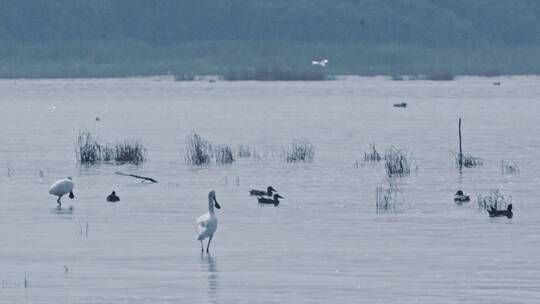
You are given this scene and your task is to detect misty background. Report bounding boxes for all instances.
[2,0,540,78]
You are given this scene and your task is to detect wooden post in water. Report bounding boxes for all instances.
[458,118,463,167]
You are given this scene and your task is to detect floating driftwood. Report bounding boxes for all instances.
[115,172,158,183]
[393,102,408,108]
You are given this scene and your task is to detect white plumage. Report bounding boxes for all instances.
[312,59,329,67]
[196,190,221,254]
[49,177,74,207]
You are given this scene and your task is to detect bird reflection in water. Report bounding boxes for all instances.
[201,254,219,302]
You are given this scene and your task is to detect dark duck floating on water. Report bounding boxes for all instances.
[488,204,513,218]
[393,102,408,108]
[257,194,283,206]
[454,190,470,203]
[107,191,120,202]
[250,186,277,197]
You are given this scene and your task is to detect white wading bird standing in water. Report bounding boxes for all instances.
[312,59,329,67]
[49,177,75,207]
[196,190,221,254]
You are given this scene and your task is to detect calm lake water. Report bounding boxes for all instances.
[1,76,540,303]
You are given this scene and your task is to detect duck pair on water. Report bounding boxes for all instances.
[454,190,514,218]
[250,186,284,206]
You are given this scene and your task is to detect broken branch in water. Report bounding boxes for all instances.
[115,172,158,183]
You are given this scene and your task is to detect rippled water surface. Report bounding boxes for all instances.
[1,76,540,303]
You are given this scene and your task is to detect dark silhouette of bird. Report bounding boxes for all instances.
[257,194,283,206]
[487,204,513,218]
[106,191,120,202]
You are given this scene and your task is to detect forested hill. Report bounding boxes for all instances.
[2,0,540,78]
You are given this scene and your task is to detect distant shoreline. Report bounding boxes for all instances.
[0,74,538,82]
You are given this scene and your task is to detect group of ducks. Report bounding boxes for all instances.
[454,190,513,218]
[49,178,513,256]
[249,186,284,206]
[48,177,120,207]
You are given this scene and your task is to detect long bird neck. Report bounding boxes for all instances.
[208,197,215,213]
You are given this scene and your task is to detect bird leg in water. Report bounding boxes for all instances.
[57,195,62,208]
[206,234,213,254]
[200,240,204,253]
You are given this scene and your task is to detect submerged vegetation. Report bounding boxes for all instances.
[501,160,520,174]
[235,145,252,158]
[376,180,406,213]
[364,143,382,162]
[384,146,412,177]
[284,140,315,163]
[452,151,483,168]
[76,130,146,165]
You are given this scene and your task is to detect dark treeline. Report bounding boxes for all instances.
[2,0,540,78]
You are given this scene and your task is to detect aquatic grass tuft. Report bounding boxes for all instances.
[213,145,235,164]
[364,143,382,162]
[76,130,101,164]
[185,133,213,165]
[476,189,512,211]
[284,140,315,163]
[451,151,482,168]
[235,145,252,158]
[384,146,411,177]
[501,160,520,174]
[113,139,145,164]
[75,130,146,165]
[185,132,235,165]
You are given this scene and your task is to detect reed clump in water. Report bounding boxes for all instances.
[476,189,512,210]
[185,133,212,165]
[451,151,483,168]
[185,132,235,165]
[213,145,234,164]
[114,140,145,164]
[76,130,101,164]
[501,160,520,174]
[235,145,252,158]
[384,146,411,177]
[284,140,315,163]
[364,143,382,162]
[76,130,146,165]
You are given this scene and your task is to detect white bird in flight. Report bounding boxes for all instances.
[49,177,75,207]
[312,59,329,67]
[196,190,221,254]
